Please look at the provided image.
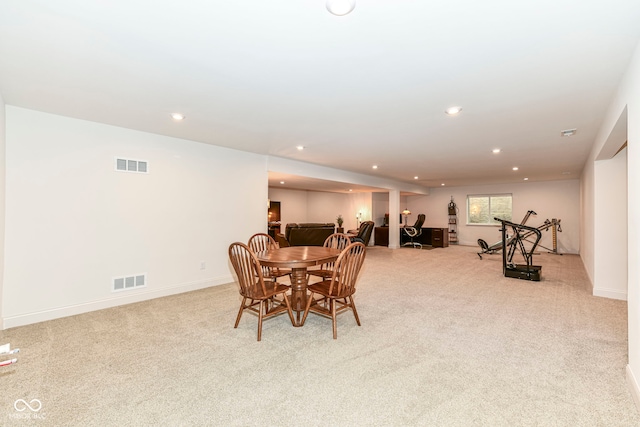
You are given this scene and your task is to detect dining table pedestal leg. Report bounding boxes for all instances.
[289,267,308,326]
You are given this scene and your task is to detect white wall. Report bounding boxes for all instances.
[404,180,580,254]
[2,107,267,328]
[0,93,5,325]
[594,148,627,300]
[307,191,351,226]
[268,188,309,228]
[584,41,640,408]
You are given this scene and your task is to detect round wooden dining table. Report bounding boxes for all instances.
[255,246,340,326]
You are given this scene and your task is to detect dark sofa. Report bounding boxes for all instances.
[276,223,336,247]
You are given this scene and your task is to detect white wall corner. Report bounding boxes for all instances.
[592,287,627,301]
[627,365,640,413]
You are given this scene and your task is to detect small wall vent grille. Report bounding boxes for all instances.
[113,273,147,292]
[115,157,148,173]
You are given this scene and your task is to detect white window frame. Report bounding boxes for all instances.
[466,194,513,226]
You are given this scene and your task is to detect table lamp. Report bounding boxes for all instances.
[402,209,411,227]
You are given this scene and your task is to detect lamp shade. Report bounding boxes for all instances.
[402,209,411,216]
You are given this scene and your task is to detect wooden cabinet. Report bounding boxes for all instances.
[374,227,389,246]
[430,228,449,248]
[374,227,449,248]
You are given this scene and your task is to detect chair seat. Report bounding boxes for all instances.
[264,268,292,282]
[308,280,353,299]
[307,269,333,279]
[243,281,290,300]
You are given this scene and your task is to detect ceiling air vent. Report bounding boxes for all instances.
[560,128,577,137]
[115,157,148,173]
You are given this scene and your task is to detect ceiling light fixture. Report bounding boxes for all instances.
[414,176,419,180]
[372,165,378,169]
[524,178,529,181]
[441,183,445,186]
[280,181,285,184]
[492,148,501,154]
[560,128,577,137]
[296,145,304,151]
[171,113,185,121]
[326,0,356,16]
[445,106,462,116]
[512,167,519,171]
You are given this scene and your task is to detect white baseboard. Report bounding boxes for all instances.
[593,287,628,300]
[2,274,234,330]
[627,365,640,412]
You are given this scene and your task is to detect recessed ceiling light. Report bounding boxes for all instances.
[414,176,419,180]
[326,0,355,16]
[280,181,285,184]
[296,145,304,151]
[171,113,185,121]
[372,165,378,169]
[349,189,353,192]
[560,128,577,137]
[441,183,445,186]
[445,106,462,115]
[524,177,529,181]
[492,148,501,154]
[512,167,519,171]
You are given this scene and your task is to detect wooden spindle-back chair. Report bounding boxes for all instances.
[308,233,351,281]
[301,241,366,339]
[228,242,295,341]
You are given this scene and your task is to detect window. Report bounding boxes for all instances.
[467,194,512,225]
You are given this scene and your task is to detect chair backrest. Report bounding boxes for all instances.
[328,242,366,296]
[318,233,351,270]
[356,221,375,246]
[323,233,351,250]
[229,242,266,298]
[413,214,426,229]
[248,233,278,253]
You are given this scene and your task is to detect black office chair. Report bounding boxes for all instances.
[402,214,426,248]
[350,221,375,246]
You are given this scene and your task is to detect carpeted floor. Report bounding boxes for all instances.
[1,245,638,426]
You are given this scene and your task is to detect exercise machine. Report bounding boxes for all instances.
[477,211,563,259]
[477,210,536,259]
[519,218,562,255]
[496,218,542,281]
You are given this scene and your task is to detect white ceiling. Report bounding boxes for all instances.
[1,1,639,192]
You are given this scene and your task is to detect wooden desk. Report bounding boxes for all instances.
[255,246,340,326]
[374,227,449,248]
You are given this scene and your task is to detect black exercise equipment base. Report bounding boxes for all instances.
[505,264,541,281]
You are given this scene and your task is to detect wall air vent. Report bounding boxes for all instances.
[115,157,148,173]
[113,273,147,292]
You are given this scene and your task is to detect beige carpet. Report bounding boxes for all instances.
[1,245,639,426]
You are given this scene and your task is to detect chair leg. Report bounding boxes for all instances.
[300,292,314,326]
[234,297,247,328]
[349,296,361,326]
[257,300,264,341]
[331,299,337,339]
[283,293,296,326]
